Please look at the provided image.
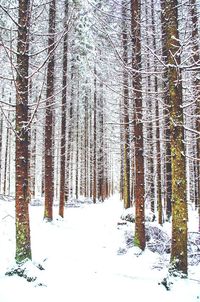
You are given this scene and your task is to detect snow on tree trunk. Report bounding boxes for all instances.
[131,0,146,251]
[15,0,32,263]
[163,0,188,275]
[59,0,68,218]
[190,0,200,232]
[122,0,131,210]
[44,0,56,221]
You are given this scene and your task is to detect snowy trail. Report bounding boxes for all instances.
[0,195,200,302]
[31,195,168,302]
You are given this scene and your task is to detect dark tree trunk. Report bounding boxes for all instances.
[84,88,89,197]
[65,59,74,202]
[44,0,56,221]
[15,0,31,263]
[160,0,172,221]
[31,124,37,198]
[89,103,93,198]
[0,109,3,194]
[75,86,79,200]
[3,124,9,195]
[59,0,68,217]
[131,0,146,250]
[122,0,131,209]
[190,0,200,231]
[93,67,97,204]
[120,98,124,201]
[151,0,162,224]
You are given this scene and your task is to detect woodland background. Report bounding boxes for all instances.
[0,0,199,279]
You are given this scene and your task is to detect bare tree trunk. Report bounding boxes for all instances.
[31,124,37,198]
[120,99,124,201]
[84,88,89,197]
[59,0,68,217]
[44,0,56,221]
[163,0,188,275]
[15,0,31,263]
[160,0,172,221]
[0,89,4,193]
[75,86,79,200]
[122,0,131,209]
[151,0,162,224]
[131,0,146,250]
[93,66,97,204]
[3,126,9,195]
[190,0,200,231]
[65,58,74,202]
[89,103,93,198]
[97,82,104,202]
[144,1,155,214]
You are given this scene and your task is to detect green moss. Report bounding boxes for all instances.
[16,220,31,263]
[134,235,140,248]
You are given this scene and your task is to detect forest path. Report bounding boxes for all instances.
[0,195,197,302]
[34,194,166,302]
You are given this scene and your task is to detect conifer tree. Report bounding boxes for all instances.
[122,0,131,209]
[59,0,69,218]
[15,0,31,263]
[163,0,188,275]
[131,0,146,250]
[44,0,56,221]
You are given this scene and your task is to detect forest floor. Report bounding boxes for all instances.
[0,193,200,302]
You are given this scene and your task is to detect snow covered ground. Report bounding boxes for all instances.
[0,194,200,302]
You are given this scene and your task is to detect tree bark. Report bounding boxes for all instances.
[163,0,188,275]
[160,0,172,221]
[151,0,162,224]
[190,0,200,231]
[84,87,89,197]
[44,0,56,221]
[59,0,68,217]
[131,0,146,250]
[75,85,79,200]
[122,0,131,209]
[15,0,31,263]
[93,66,97,204]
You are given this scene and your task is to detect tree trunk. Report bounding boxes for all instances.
[84,88,89,197]
[75,86,79,200]
[65,58,75,202]
[0,90,4,193]
[122,0,131,209]
[3,124,9,195]
[120,99,124,201]
[131,0,146,250]
[59,0,68,217]
[163,0,188,275]
[160,0,172,221]
[190,0,200,231]
[151,0,162,224]
[93,66,97,204]
[89,103,93,198]
[44,0,56,221]
[15,0,31,263]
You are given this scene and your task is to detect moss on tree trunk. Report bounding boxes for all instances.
[163,0,188,275]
